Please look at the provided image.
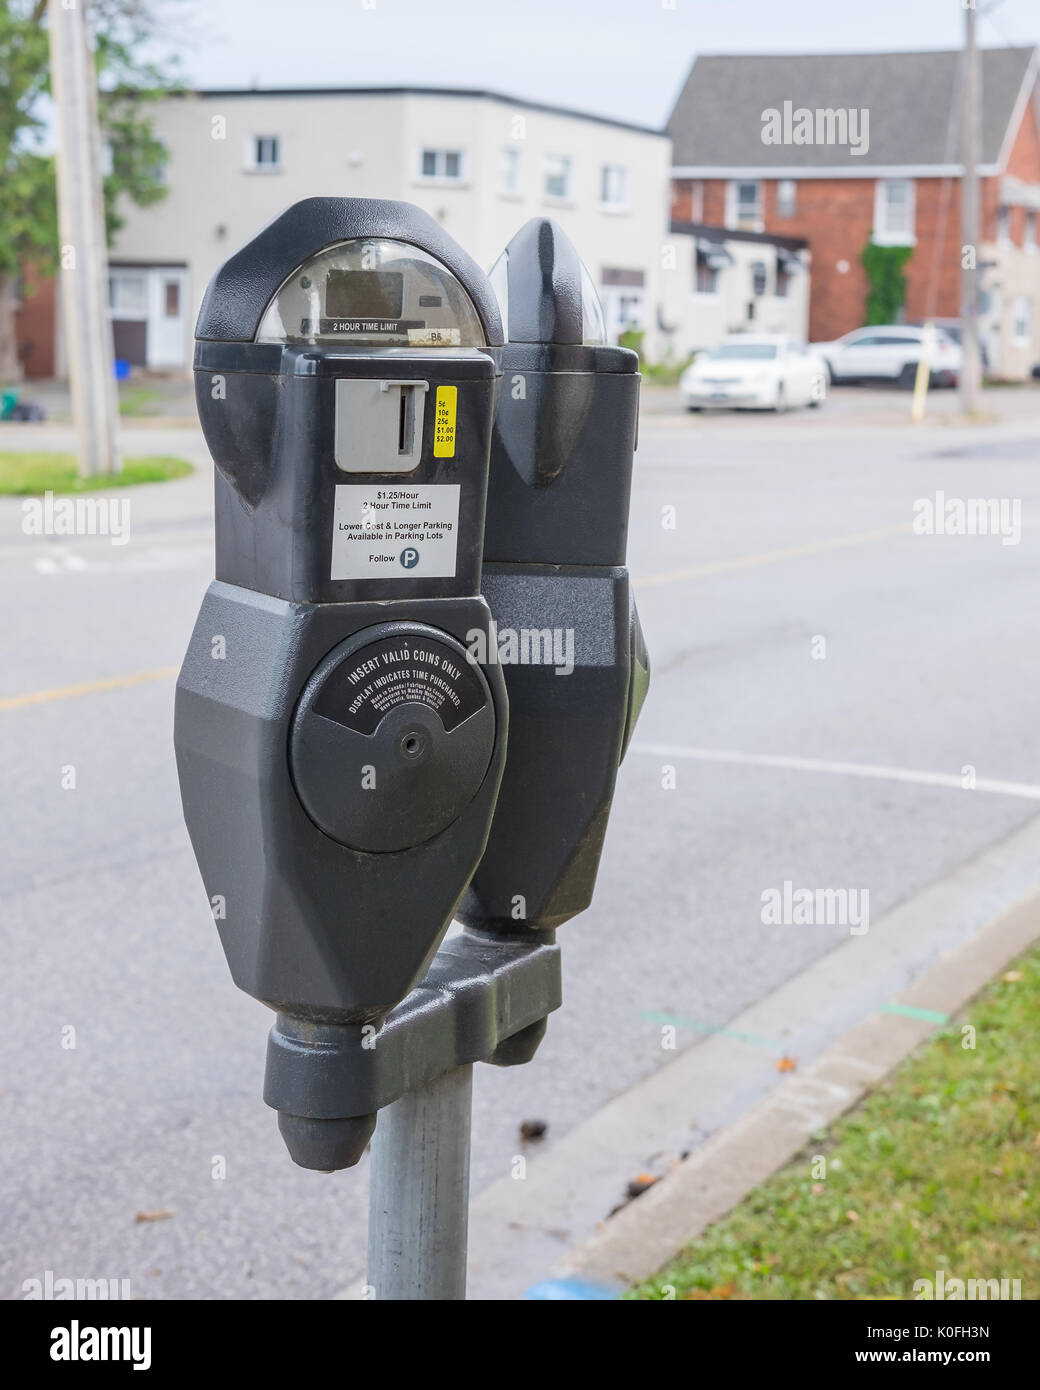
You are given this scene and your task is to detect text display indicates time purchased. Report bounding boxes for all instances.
[331,484,461,579]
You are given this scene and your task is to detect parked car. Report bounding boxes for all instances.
[679,334,828,412]
[905,318,990,372]
[811,324,962,388]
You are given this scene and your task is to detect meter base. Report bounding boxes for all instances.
[265,928,561,1171]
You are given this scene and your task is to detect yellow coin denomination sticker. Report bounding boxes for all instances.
[433,385,458,458]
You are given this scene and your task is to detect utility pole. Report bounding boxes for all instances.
[960,1,983,415]
[48,0,120,476]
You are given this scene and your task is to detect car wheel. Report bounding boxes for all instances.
[898,363,918,389]
[686,404,702,413]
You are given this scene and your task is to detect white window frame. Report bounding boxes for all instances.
[542,154,573,203]
[776,179,797,219]
[108,270,148,318]
[600,164,629,212]
[245,135,281,173]
[499,146,523,198]
[726,179,762,232]
[417,148,467,184]
[1012,295,1033,346]
[872,178,916,245]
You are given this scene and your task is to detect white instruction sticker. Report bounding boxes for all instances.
[331,484,461,580]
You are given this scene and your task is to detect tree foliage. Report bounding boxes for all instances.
[0,0,180,280]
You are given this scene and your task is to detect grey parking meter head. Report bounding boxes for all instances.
[457,218,650,935]
[174,198,508,1169]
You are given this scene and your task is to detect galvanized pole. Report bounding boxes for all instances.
[367,1066,472,1300]
[960,1,983,416]
[48,0,120,476]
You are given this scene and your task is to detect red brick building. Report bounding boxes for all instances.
[12,270,58,380]
[668,48,1040,378]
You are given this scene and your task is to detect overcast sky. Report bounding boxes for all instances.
[164,0,1039,128]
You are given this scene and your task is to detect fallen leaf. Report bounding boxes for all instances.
[1002,970,1024,982]
[775,1056,798,1073]
[846,1210,859,1222]
[519,1119,547,1142]
[134,1210,173,1224]
[626,1174,658,1200]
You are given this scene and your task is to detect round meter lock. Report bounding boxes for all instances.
[290,623,495,854]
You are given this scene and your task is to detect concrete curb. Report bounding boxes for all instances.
[554,887,1040,1292]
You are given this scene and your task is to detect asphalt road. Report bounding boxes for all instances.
[2,388,1039,1299]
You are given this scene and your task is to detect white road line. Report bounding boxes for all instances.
[630,742,1040,801]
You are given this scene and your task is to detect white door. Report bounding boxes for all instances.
[148,269,188,368]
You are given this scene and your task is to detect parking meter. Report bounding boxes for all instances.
[174,198,508,1169]
[458,218,650,934]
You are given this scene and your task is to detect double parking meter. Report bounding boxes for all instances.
[174,199,508,1166]
[175,201,648,1175]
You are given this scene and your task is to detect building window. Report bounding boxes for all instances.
[500,146,522,196]
[1026,211,1037,251]
[776,179,797,219]
[727,180,762,231]
[775,267,790,298]
[996,206,1012,247]
[751,261,768,296]
[543,154,572,201]
[600,164,628,209]
[247,136,281,171]
[108,273,147,314]
[873,178,915,244]
[419,149,464,181]
[689,180,704,222]
[163,280,181,317]
[1012,295,1033,345]
[696,262,719,294]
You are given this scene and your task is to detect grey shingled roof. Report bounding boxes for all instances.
[667,47,1037,170]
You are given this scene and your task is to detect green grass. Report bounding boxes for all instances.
[118,385,164,417]
[0,452,193,495]
[632,946,1040,1300]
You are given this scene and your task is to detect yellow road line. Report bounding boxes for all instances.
[0,524,912,709]
[0,666,179,712]
[635,522,914,590]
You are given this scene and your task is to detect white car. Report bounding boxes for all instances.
[811,325,962,388]
[679,335,828,412]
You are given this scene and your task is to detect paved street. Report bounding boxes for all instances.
[2,387,1039,1299]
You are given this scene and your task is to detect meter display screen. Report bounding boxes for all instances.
[325,270,404,320]
[256,239,486,348]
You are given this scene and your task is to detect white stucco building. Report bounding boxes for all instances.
[108,85,673,368]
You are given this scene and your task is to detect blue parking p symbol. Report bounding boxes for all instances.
[400,547,420,570]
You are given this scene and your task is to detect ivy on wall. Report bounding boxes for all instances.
[861,241,915,325]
